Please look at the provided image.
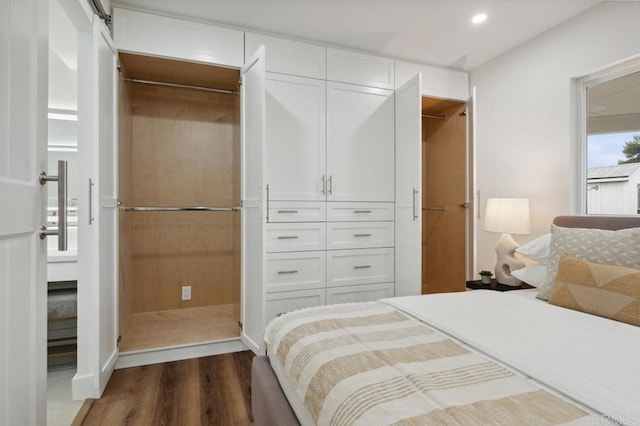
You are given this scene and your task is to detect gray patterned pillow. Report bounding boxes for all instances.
[536,225,640,301]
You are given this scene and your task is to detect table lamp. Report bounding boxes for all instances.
[484,198,531,286]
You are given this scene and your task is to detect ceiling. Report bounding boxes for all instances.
[113,0,600,71]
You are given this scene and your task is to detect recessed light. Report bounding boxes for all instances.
[472,13,488,24]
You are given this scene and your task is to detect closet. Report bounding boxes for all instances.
[421,96,468,294]
[117,52,242,352]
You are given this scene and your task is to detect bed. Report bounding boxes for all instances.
[252,216,640,425]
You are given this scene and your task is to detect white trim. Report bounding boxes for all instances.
[115,338,247,369]
[71,372,99,400]
[574,54,640,214]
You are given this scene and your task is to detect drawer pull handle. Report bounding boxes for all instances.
[354,233,372,237]
[277,210,299,213]
[353,265,371,269]
[354,210,372,213]
[278,270,299,275]
[277,236,298,240]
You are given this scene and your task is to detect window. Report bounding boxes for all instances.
[578,60,640,215]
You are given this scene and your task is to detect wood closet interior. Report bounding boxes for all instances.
[421,96,468,295]
[117,52,241,352]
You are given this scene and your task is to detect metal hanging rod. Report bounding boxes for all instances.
[124,78,239,95]
[123,206,241,212]
[422,113,447,120]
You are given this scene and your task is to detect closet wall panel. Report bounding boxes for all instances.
[127,83,240,313]
[421,103,467,294]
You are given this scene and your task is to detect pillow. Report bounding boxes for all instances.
[510,264,547,287]
[536,225,640,301]
[515,233,551,264]
[548,254,640,326]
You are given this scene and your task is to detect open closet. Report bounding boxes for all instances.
[421,96,468,294]
[117,53,242,352]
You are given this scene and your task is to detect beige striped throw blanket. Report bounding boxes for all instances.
[265,302,592,425]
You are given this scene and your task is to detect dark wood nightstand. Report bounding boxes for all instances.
[466,279,534,292]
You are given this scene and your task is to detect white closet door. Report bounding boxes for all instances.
[265,73,326,201]
[327,82,394,202]
[241,46,267,353]
[0,0,48,423]
[394,74,422,297]
[76,17,119,398]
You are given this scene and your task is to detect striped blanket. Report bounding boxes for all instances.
[265,302,591,425]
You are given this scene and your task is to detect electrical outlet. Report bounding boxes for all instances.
[181,285,191,301]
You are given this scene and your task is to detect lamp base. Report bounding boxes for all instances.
[494,233,525,286]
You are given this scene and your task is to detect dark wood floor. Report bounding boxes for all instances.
[73,351,255,426]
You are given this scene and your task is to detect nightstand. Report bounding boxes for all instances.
[466,279,534,292]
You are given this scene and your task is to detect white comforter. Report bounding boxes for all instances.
[384,289,640,425]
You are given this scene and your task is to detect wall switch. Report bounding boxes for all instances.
[181,285,191,301]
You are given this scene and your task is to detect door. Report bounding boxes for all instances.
[466,88,476,280]
[395,74,422,297]
[265,73,326,201]
[422,96,468,294]
[0,0,48,423]
[241,46,266,353]
[75,16,118,398]
[326,82,395,202]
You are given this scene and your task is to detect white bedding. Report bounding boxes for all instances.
[384,290,640,425]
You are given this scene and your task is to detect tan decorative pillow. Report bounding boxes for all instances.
[549,254,640,327]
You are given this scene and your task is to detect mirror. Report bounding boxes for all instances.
[586,70,640,215]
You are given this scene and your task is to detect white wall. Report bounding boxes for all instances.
[470,1,640,273]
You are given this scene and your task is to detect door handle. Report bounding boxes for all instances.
[412,188,419,221]
[39,160,68,251]
[89,178,95,224]
[328,175,333,195]
[321,175,326,195]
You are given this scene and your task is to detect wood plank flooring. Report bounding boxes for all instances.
[73,351,255,426]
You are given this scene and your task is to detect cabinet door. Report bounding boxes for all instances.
[113,8,244,67]
[241,47,266,354]
[245,33,326,79]
[327,82,394,202]
[394,74,422,297]
[266,74,326,201]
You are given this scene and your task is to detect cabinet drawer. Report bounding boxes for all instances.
[265,288,326,324]
[327,222,394,250]
[327,282,394,304]
[266,223,326,252]
[327,248,394,287]
[265,251,325,293]
[327,202,394,222]
[268,201,326,222]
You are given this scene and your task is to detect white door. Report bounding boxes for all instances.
[75,16,118,398]
[326,82,395,202]
[0,0,48,423]
[265,73,326,201]
[394,74,422,297]
[241,46,267,353]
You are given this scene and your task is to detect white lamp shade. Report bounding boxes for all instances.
[484,198,531,235]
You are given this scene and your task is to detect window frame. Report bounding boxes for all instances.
[574,55,640,215]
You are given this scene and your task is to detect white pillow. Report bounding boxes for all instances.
[515,233,551,264]
[511,265,546,287]
[536,225,640,301]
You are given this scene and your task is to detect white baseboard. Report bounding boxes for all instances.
[115,338,248,369]
[99,349,118,395]
[71,372,99,401]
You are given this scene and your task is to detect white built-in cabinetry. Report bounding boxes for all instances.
[254,39,397,328]
[109,8,468,356]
